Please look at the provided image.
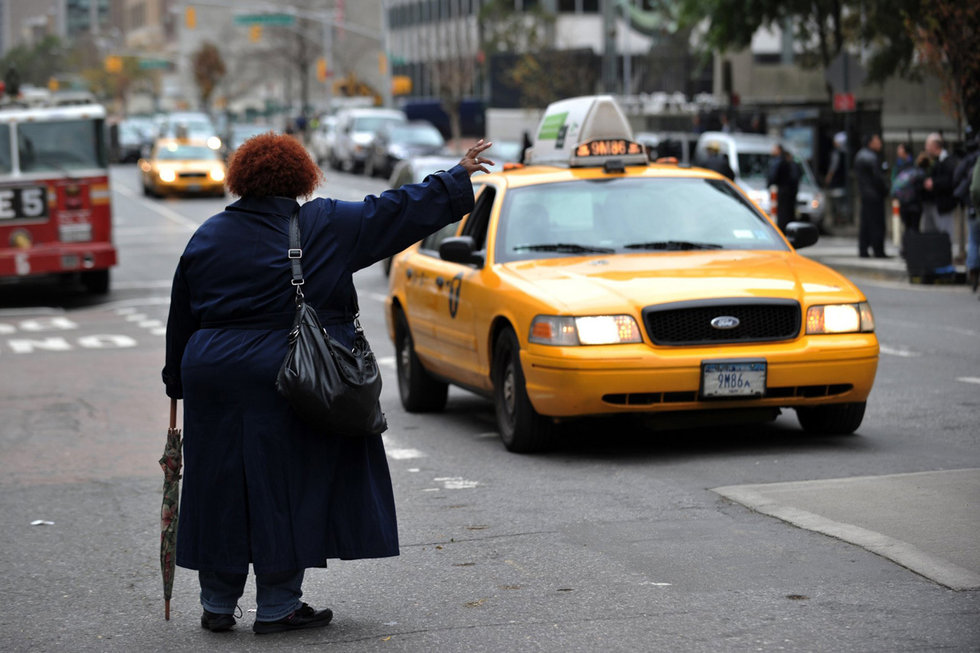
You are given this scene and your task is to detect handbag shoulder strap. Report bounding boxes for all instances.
[287,208,361,321]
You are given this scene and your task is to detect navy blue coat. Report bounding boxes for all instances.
[163,165,474,574]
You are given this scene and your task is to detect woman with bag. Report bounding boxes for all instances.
[162,133,492,634]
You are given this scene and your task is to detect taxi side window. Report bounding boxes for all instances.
[460,185,496,251]
[419,220,460,254]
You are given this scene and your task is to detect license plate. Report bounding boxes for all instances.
[701,361,766,398]
[186,183,201,191]
[61,254,80,269]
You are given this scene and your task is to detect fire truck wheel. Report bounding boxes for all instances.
[81,270,110,294]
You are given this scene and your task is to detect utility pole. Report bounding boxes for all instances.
[602,0,618,94]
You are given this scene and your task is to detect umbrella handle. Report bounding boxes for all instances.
[169,398,177,430]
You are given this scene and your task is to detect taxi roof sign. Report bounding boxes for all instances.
[526,95,648,168]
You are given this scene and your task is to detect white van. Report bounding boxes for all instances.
[694,131,826,231]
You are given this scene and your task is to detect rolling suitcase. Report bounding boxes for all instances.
[903,231,953,282]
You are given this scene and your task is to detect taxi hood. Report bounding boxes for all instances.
[498,250,862,312]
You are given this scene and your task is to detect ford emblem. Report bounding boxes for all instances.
[710,315,740,330]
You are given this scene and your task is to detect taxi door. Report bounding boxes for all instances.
[401,186,495,386]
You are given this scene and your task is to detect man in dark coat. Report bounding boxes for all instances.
[922,132,958,246]
[163,134,493,634]
[853,133,890,258]
[766,143,799,232]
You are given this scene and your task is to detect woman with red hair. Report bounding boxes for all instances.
[163,133,492,634]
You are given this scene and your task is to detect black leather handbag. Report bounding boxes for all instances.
[275,209,387,437]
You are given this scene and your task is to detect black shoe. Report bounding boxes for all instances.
[873,253,892,258]
[859,253,870,258]
[201,609,236,632]
[253,603,333,634]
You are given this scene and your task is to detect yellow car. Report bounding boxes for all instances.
[138,138,227,198]
[385,96,878,452]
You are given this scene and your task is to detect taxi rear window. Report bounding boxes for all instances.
[494,177,788,263]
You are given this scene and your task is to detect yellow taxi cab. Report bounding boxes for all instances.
[385,95,878,452]
[138,138,227,198]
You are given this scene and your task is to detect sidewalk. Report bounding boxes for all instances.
[803,225,967,283]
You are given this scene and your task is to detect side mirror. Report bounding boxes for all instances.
[439,236,484,266]
[784,221,819,249]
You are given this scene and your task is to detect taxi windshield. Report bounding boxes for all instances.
[495,177,788,263]
[156,144,220,161]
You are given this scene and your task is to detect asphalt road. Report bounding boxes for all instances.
[0,165,977,652]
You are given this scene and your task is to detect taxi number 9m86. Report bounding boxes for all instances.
[701,361,766,398]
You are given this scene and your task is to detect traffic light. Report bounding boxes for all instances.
[250,24,262,42]
[185,6,196,29]
[105,56,123,73]
[316,57,329,83]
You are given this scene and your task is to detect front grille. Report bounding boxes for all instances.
[643,298,801,345]
[179,172,207,179]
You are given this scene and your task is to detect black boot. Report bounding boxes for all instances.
[970,269,979,293]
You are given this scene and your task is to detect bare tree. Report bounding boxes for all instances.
[192,41,227,111]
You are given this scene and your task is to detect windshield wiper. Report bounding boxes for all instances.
[513,243,615,254]
[623,240,723,251]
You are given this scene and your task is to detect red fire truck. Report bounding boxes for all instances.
[0,101,117,293]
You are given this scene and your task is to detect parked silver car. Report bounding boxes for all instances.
[330,108,407,173]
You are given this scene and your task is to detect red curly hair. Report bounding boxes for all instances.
[226,133,324,198]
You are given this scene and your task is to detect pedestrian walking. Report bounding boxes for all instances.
[954,134,980,290]
[921,133,958,251]
[162,133,493,634]
[891,151,929,249]
[893,142,914,177]
[853,133,890,258]
[766,143,799,232]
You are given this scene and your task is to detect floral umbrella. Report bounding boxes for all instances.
[159,398,182,620]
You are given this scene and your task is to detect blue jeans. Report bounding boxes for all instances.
[967,217,979,271]
[199,569,304,621]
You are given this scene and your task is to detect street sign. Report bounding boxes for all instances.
[139,59,171,70]
[234,13,295,26]
[833,92,856,113]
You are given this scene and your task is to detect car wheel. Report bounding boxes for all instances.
[796,402,866,435]
[395,309,448,412]
[492,328,554,453]
[81,269,110,294]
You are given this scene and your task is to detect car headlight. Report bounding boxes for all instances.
[806,302,874,334]
[210,167,225,181]
[207,136,222,150]
[529,315,643,346]
[159,169,176,182]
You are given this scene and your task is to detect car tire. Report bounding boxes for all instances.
[395,309,449,412]
[796,402,866,435]
[81,269,110,294]
[492,328,554,453]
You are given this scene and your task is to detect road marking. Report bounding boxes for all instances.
[957,377,980,385]
[114,184,200,231]
[388,448,425,460]
[434,476,479,489]
[879,344,920,357]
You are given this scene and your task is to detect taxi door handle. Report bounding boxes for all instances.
[435,276,445,288]
[406,268,413,279]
